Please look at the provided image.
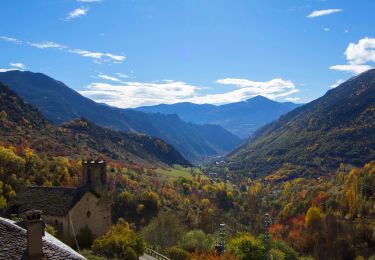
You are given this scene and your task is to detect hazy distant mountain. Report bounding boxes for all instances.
[0,82,189,167]
[224,69,375,179]
[136,96,300,138]
[0,71,241,162]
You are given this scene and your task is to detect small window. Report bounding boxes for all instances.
[87,211,91,218]
[87,169,92,184]
[101,167,106,184]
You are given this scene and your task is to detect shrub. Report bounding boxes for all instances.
[228,233,265,260]
[92,219,145,259]
[166,246,190,260]
[179,230,214,253]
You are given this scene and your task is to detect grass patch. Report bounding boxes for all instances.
[156,165,203,181]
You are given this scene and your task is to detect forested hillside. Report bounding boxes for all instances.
[225,69,375,179]
[0,82,188,167]
[0,70,241,162]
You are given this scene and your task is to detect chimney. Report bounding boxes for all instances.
[25,209,45,260]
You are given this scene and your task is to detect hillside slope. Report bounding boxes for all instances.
[136,96,300,138]
[225,69,375,178]
[0,82,189,167]
[0,70,241,162]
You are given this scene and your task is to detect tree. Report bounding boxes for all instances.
[179,230,214,253]
[142,211,185,251]
[166,246,191,260]
[228,233,266,260]
[304,207,323,259]
[140,191,161,221]
[271,239,298,260]
[304,207,323,233]
[270,248,286,260]
[92,219,145,259]
[112,191,138,224]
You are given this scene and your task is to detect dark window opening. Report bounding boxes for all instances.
[101,167,106,184]
[87,169,92,184]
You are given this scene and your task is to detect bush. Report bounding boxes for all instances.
[142,211,185,251]
[272,239,298,260]
[179,230,214,253]
[166,246,190,260]
[92,219,145,259]
[270,248,286,260]
[45,224,57,237]
[228,233,266,260]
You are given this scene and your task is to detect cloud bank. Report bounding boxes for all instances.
[79,77,300,108]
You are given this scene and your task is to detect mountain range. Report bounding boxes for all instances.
[0,70,241,163]
[0,82,189,167]
[224,69,375,180]
[136,96,300,138]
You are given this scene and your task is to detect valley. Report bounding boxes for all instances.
[2,2,375,259]
[0,69,374,260]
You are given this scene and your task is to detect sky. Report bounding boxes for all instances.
[1,0,375,108]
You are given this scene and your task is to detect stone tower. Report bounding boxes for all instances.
[81,160,107,196]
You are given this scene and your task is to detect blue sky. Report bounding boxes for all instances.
[1,0,375,107]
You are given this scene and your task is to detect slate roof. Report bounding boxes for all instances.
[0,217,85,259]
[8,186,92,217]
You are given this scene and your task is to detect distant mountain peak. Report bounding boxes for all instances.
[246,95,272,102]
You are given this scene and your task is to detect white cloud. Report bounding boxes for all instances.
[330,37,375,75]
[70,49,126,62]
[80,80,199,108]
[0,35,126,64]
[0,68,17,72]
[79,77,299,108]
[66,7,89,20]
[329,79,344,88]
[345,37,375,65]
[105,53,126,62]
[28,41,66,49]
[307,9,342,18]
[285,97,301,102]
[215,78,298,98]
[329,64,372,74]
[324,28,330,32]
[10,63,26,70]
[0,36,22,44]
[116,73,129,79]
[97,74,121,82]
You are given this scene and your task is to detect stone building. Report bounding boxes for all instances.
[6,160,112,243]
